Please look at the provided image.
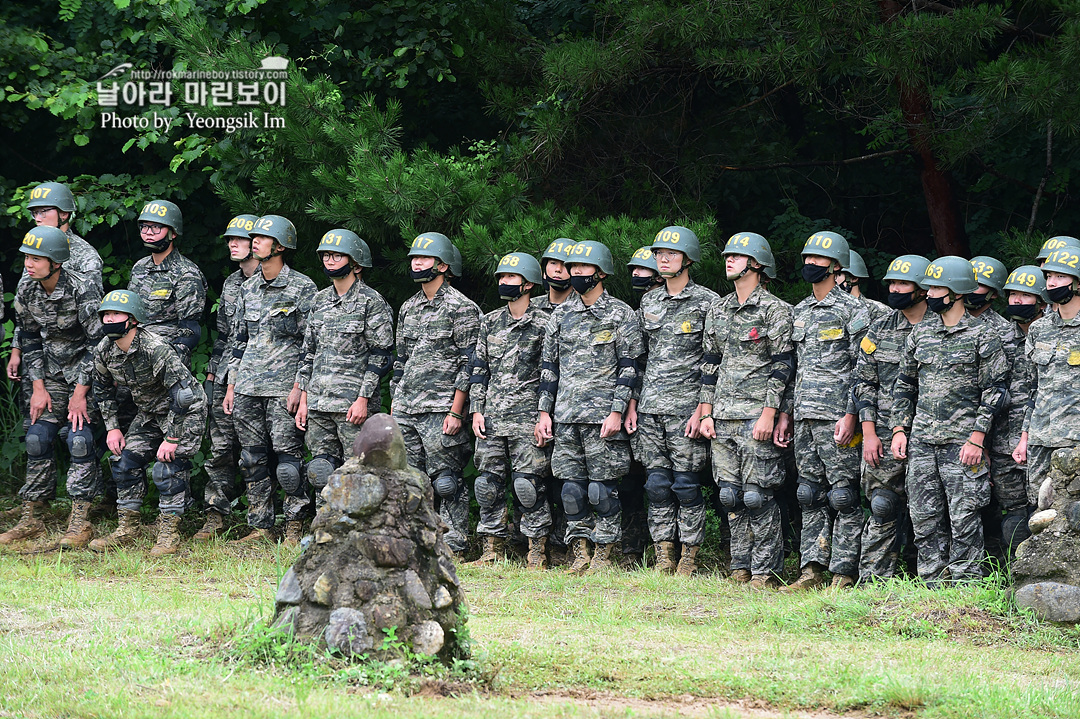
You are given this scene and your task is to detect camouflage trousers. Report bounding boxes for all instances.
[988,435,1028,514]
[636,412,710,547]
[203,381,243,515]
[111,410,201,515]
[905,438,990,581]
[793,419,863,578]
[395,411,471,552]
[306,410,364,506]
[234,393,310,529]
[19,376,103,504]
[473,423,551,539]
[859,424,907,582]
[553,422,630,545]
[712,418,786,577]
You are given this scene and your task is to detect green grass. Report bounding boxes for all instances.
[0,535,1079,719]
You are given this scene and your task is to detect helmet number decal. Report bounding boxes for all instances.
[142,202,168,217]
[321,232,344,246]
[29,187,53,200]
[632,248,652,260]
[21,232,43,249]
[888,258,912,274]
[572,244,593,257]
[926,264,944,279]
[654,230,680,243]
[254,218,274,232]
[228,217,255,231]
[805,234,833,249]
[727,235,751,248]
[106,291,130,304]
[499,255,521,268]
[546,240,572,255]
[411,236,434,250]
[1044,238,1069,251]
[973,261,994,277]
[1006,270,1038,288]
[1047,249,1080,268]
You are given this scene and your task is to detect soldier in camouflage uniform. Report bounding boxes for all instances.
[839,249,890,325]
[536,239,575,312]
[469,253,551,567]
[1019,250,1080,510]
[0,227,104,547]
[88,290,207,554]
[224,214,317,544]
[891,256,1009,583]
[295,230,394,506]
[127,200,207,364]
[195,214,261,540]
[628,246,665,295]
[1035,236,1080,269]
[392,232,481,555]
[632,227,718,577]
[536,240,646,575]
[700,233,793,588]
[853,255,929,582]
[786,232,870,591]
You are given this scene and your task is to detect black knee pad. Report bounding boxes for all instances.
[672,471,703,507]
[113,449,148,492]
[25,422,58,460]
[152,459,191,496]
[827,485,860,514]
[1002,508,1032,548]
[276,454,304,496]
[433,471,460,499]
[561,480,589,520]
[869,488,901,524]
[796,479,829,510]
[512,472,542,509]
[239,445,269,483]
[644,469,674,506]
[65,425,95,464]
[743,483,775,512]
[588,480,620,518]
[717,481,744,510]
[305,454,340,491]
[473,472,502,509]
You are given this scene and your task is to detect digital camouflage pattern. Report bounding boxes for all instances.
[790,286,869,420]
[553,422,629,544]
[232,394,309,528]
[15,269,103,387]
[208,269,248,384]
[472,434,550,538]
[858,295,891,327]
[127,249,207,360]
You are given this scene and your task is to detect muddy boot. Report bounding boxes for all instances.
[232,527,274,544]
[749,574,781,590]
[586,543,615,575]
[469,536,506,565]
[566,537,592,575]
[150,513,182,556]
[526,536,549,570]
[0,501,46,545]
[282,520,303,547]
[782,562,827,592]
[675,544,700,577]
[829,573,855,590]
[88,509,142,552]
[729,568,752,583]
[192,511,225,541]
[654,541,678,574]
[59,500,94,549]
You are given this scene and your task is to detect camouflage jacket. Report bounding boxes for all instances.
[228,264,317,397]
[891,312,1009,444]
[14,268,103,386]
[391,282,480,414]
[853,309,919,430]
[637,279,719,416]
[469,301,547,429]
[791,286,871,421]
[297,279,395,412]
[127,248,207,351]
[975,308,1027,453]
[538,290,645,424]
[699,284,792,420]
[1024,309,1080,446]
[208,268,251,384]
[92,329,208,442]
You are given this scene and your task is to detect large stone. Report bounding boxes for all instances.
[276,568,302,605]
[411,620,444,656]
[1039,477,1055,511]
[1016,582,1080,623]
[1029,509,1057,535]
[1066,502,1080,534]
[403,570,432,609]
[367,536,413,567]
[325,608,373,656]
[433,586,452,609]
[352,413,407,469]
[325,470,387,517]
[311,572,334,605]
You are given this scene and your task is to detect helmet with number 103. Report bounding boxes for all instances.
[139,200,183,236]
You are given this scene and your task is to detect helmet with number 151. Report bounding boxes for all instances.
[565,240,614,275]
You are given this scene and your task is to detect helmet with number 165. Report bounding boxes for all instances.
[1004,265,1050,303]
[138,200,183,236]
[800,231,850,268]
[251,214,297,249]
[27,182,77,214]
[318,229,372,267]
[882,255,930,287]
[494,252,543,284]
[19,226,70,263]
[565,240,614,275]
[98,289,149,324]
[651,225,701,262]
[923,256,978,294]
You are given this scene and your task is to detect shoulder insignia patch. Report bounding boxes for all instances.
[860,337,877,354]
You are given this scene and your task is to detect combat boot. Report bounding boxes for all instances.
[654,541,677,574]
[525,536,548,570]
[0,501,46,545]
[830,573,855,590]
[585,543,615,575]
[282,520,304,547]
[469,535,506,565]
[150,513,182,556]
[675,544,700,577]
[729,568,752,583]
[59,500,94,549]
[232,527,275,544]
[192,511,225,541]
[0,504,22,520]
[782,562,827,592]
[88,509,142,552]
[566,537,591,575]
[749,574,781,590]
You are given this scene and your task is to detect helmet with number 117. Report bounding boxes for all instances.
[318,229,372,267]
[407,232,455,265]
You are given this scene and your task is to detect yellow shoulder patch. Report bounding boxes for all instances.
[681,321,693,334]
[594,330,614,343]
[1069,350,1080,366]
[860,336,877,354]
[819,327,843,340]
[150,288,170,297]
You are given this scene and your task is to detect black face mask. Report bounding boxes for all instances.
[887,291,917,310]
[801,263,831,284]
[965,292,992,310]
[927,295,951,314]
[838,279,853,293]
[1047,284,1075,304]
[498,282,526,301]
[323,264,352,279]
[630,275,656,293]
[102,320,131,340]
[143,237,171,252]
[1007,304,1040,322]
[409,266,441,283]
[570,274,600,295]
[543,274,571,292]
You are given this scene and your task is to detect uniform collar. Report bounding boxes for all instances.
[262,263,293,288]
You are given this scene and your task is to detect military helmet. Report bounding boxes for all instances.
[627,246,658,271]
[448,243,463,278]
[26,182,77,213]
[1004,265,1051,302]
[138,200,183,236]
[250,214,297,249]
[318,229,372,268]
[19,226,70,263]
[223,214,259,239]
[882,255,930,286]
[651,225,700,262]
[801,231,850,268]
[494,252,543,284]
[843,249,871,279]
[98,289,148,324]
[1036,236,1080,262]
[722,232,773,269]
[1041,245,1080,281]
[540,238,575,264]
[923,255,979,294]
[565,240,614,275]
[969,256,1007,294]
[407,232,456,266]
[761,246,778,280]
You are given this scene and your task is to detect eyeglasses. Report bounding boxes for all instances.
[321,252,347,263]
[653,249,682,260]
[139,223,167,234]
[30,208,55,218]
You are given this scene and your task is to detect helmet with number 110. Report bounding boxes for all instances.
[407,232,456,266]
[251,214,297,249]
[318,229,372,267]
[98,289,149,324]
[138,200,183,237]
[1004,265,1051,303]
[722,232,773,269]
[19,226,70,263]
[800,231,850,268]
[566,240,614,275]
[26,182,77,214]
[494,252,543,284]
[651,225,701,262]
[882,255,930,287]
[1036,236,1080,263]
[923,256,978,294]
[969,256,1007,294]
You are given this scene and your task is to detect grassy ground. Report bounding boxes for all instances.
[1,512,1079,719]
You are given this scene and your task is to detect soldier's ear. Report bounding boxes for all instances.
[597,271,608,281]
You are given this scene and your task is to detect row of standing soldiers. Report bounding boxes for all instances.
[1,181,1077,589]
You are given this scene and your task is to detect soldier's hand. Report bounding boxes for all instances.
[68,390,89,432]
[752,410,775,442]
[773,413,792,448]
[106,428,126,455]
[346,396,369,426]
[623,406,638,434]
[891,430,907,460]
[833,413,856,447]
[959,440,983,467]
[156,440,178,463]
[600,411,623,439]
[443,412,462,436]
[699,417,716,440]
[472,413,487,439]
[295,392,308,431]
[6,349,21,381]
[535,412,553,447]
[286,385,302,415]
[30,383,52,423]
[223,385,235,415]
[1013,433,1028,464]
[863,430,883,468]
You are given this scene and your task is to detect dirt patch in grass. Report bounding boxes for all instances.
[502,689,869,718]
